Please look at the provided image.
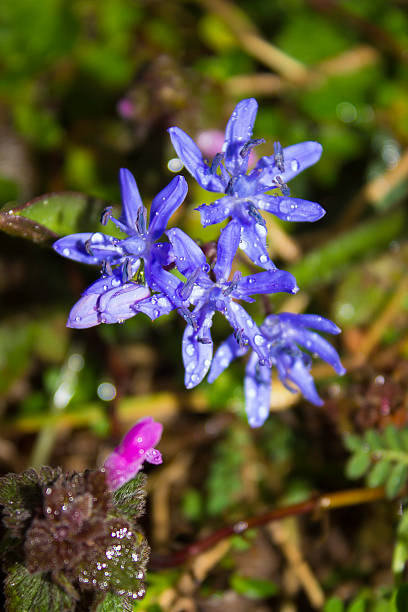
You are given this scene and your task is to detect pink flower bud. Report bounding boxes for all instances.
[104,417,163,490]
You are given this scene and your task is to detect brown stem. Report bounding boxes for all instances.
[150,485,384,569]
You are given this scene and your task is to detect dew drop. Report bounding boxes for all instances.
[91,232,104,243]
[291,159,300,172]
[259,254,268,264]
[153,309,160,318]
[254,334,265,346]
[63,248,70,256]
[112,278,121,287]
[186,344,195,356]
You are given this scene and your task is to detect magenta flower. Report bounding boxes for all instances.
[103,417,163,490]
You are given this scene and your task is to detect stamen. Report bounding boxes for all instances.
[274,142,285,173]
[223,271,242,296]
[100,206,113,226]
[85,239,94,255]
[211,152,224,174]
[178,267,201,301]
[178,307,198,330]
[240,138,266,159]
[135,207,147,235]
[274,175,290,196]
[234,327,247,349]
[197,337,212,344]
[121,258,133,283]
[248,203,266,226]
[101,260,113,276]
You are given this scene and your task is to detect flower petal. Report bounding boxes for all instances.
[148,175,188,240]
[255,195,326,223]
[121,417,163,453]
[82,269,128,296]
[255,141,323,186]
[119,168,144,231]
[225,301,270,365]
[244,352,271,427]
[168,127,226,192]
[53,232,122,265]
[276,313,341,335]
[208,333,248,383]
[294,328,346,375]
[182,316,214,389]
[235,269,298,299]
[135,292,176,320]
[275,349,323,406]
[196,198,232,227]
[236,220,276,270]
[224,98,258,175]
[213,220,240,281]
[166,227,206,277]
[98,283,150,323]
[67,293,101,328]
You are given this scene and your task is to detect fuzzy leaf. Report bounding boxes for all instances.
[94,592,133,612]
[385,464,408,498]
[112,472,147,520]
[346,452,371,479]
[0,467,61,537]
[367,460,392,488]
[4,562,74,612]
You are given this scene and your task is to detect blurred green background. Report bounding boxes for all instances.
[1,0,408,610]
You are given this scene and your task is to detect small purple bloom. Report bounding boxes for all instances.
[169,98,325,269]
[163,222,298,389]
[54,169,188,328]
[103,417,163,491]
[209,313,346,428]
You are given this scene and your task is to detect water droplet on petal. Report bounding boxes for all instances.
[63,248,70,256]
[291,159,300,172]
[259,254,268,264]
[91,232,104,243]
[254,334,265,346]
[186,344,195,357]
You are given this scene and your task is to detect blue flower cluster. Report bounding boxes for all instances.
[54,98,345,427]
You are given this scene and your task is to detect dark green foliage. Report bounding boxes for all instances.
[0,469,149,611]
[344,426,408,498]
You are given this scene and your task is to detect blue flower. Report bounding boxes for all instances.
[169,98,325,269]
[53,169,188,327]
[161,221,298,389]
[208,313,346,427]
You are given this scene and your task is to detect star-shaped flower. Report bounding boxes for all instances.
[169,98,325,269]
[53,169,187,328]
[162,221,298,389]
[208,313,346,427]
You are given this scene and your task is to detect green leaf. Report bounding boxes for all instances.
[399,429,408,452]
[112,472,147,520]
[364,430,384,452]
[230,574,278,599]
[346,452,371,479]
[367,460,392,487]
[0,206,57,245]
[94,592,128,612]
[347,595,366,612]
[324,596,344,612]
[384,426,404,451]
[343,434,363,453]
[386,464,408,498]
[4,562,74,612]
[394,584,408,612]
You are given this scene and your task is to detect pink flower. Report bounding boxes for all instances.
[103,417,163,490]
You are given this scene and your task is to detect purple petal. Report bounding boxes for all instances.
[255,141,323,186]
[275,349,323,406]
[277,313,341,335]
[135,292,176,320]
[145,448,163,465]
[196,199,232,227]
[119,168,143,231]
[182,317,214,389]
[166,227,206,276]
[213,220,240,281]
[67,293,100,328]
[235,220,276,271]
[120,417,163,453]
[82,270,127,296]
[98,283,150,323]
[255,195,325,223]
[148,175,188,240]
[53,232,122,265]
[208,334,248,383]
[235,269,298,299]
[225,301,270,365]
[244,352,271,427]
[224,98,258,175]
[294,328,346,375]
[168,127,226,192]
